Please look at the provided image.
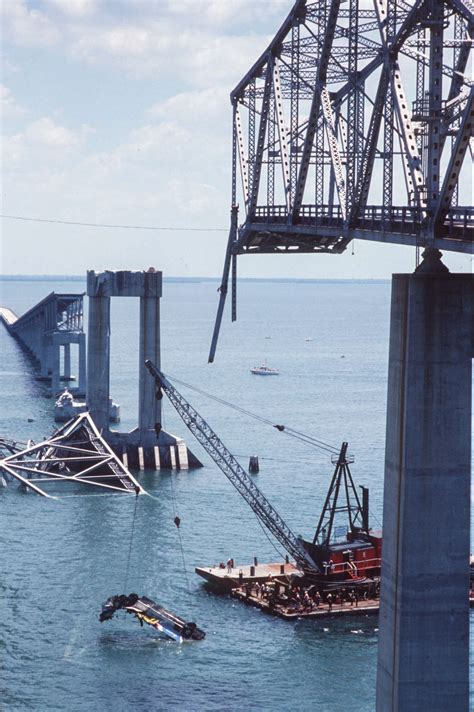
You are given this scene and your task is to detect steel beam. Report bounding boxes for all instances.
[433,90,474,226]
[272,58,292,211]
[292,0,341,218]
[248,58,274,217]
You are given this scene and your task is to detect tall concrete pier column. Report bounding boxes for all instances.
[376,257,473,711]
[139,292,161,435]
[78,332,87,397]
[86,288,111,431]
[51,336,61,395]
[64,343,71,379]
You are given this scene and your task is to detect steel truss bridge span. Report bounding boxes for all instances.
[209,0,473,361]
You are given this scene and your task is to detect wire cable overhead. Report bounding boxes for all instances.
[0,214,228,232]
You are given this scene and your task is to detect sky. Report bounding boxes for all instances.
[1,0,472,279]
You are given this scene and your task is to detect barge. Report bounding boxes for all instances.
[195,561,299,590]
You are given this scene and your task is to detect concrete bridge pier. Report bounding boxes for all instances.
[64,343,71,380]
[376,254,473,711]
[139,294,161,438]
[51,332,87,397]
[86,289,111,431]
[86,269,200,469]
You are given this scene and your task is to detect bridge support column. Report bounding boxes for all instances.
[78,332,86,397]
[63,343,71,380]
[139,294,161,435]
[86,291,111,431]
[376,259,473,711]
[51,334,61,396]
[39,334,51,379]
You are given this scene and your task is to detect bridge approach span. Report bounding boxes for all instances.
[0,292,86,396]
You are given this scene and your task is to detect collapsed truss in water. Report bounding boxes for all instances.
[0,412,144,498]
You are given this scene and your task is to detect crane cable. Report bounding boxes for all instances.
[255,514,288,562]
[123,492,140,592]
[166,373,341,456]
[161,408,195,618]
[168,473,194,618]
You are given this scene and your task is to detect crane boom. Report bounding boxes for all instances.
[145,360,320,573]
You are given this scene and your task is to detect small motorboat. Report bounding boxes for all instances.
[250,365,279,376]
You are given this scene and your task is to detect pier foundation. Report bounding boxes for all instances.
[376,259,473,711]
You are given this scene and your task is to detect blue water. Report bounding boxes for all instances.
[0,278,471,711]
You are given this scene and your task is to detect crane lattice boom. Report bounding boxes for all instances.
[145,360,320,573]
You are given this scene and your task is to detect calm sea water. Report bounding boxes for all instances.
[0,278,472,711]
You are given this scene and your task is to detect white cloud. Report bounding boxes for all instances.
[165,0,289,29]
[147,87,229,125]
[44,0,97,17]
[3,116,85,166]
[2,0,278,86]
[1,0,60,47]
[69,20,272,87]
[0,84,27,119]
[24,117,80,148]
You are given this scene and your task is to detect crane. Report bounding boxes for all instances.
[145,359,321,574]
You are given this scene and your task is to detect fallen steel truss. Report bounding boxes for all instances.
[0,412,144,498]
[209,0,473,360]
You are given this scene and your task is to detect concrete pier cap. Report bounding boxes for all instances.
[87,268,162,299]
[86,268,201,470]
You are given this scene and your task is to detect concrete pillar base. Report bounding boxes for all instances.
[376,269,473,711]
[105,428,202,470]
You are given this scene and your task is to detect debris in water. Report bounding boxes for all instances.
[99,593,205,643]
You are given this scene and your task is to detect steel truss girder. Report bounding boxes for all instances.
[273,58,292,210]
[235,104,249,211]
[321,86,347,219]
[292,0,342,218]
[209,0,473,359]
[391,61,428,208]
[434,89,474,226]
[248,59,274,217]
[0,412,143,497]
[349,69,389,224]
[446,0,474,24]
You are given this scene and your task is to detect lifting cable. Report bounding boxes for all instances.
[255,514,287,562]
[168,473,194,617]
[166,373,341,456]
[161,408,195,617]
[124,492,140,592]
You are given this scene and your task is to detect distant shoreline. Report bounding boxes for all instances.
[0,275,390,284]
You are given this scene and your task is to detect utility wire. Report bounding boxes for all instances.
[1,214,228,232]
[167,373,341,456]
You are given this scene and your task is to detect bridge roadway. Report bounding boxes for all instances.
[0,292,86,396]
[241,205,473,254]
[0,307,19,328]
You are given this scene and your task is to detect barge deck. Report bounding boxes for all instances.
[232,586,380,619]
[195,561,298,589]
